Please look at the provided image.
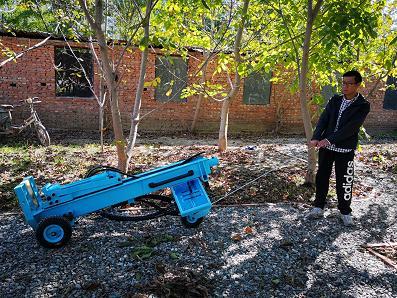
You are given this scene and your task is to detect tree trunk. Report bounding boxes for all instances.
[218,0,250,152]
[273,99,283,134]
[88,36,106,152]
[99,77,106,153]
[99,105,104,152]
[125,0,153,169]
[80,0,127,170]
[191,51,210,133]
[218,99,231,151]
[299,0,323,185]
[109,82,127,170]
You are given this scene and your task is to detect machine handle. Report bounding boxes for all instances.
[148,170,194,188]
[180,151,205,165]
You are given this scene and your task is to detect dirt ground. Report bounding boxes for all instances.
[1,132,396,208]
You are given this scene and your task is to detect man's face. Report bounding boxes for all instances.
[342,76,360,96]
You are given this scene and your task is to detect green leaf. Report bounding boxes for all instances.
[237,64,246,76]
[139,36,149,52]
[146,234,174,247]
[271,278,280,285]
[145,77,161,88]
[357,144,362,153]
[169,252,180,260]
[131,245,153,260]
[118,240,135,248]
[135,272,142,281]
[389,35,397,46]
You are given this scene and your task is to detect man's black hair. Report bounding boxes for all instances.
[343,70,362,84]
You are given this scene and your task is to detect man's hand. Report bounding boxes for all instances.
[310,140,319,147]
[317,139,331,148]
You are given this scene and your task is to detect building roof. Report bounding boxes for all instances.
[0,28,57,40]
[0,29,230,54]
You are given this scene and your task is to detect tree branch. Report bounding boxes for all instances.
[0,35,51,68]
[79,0,98,31]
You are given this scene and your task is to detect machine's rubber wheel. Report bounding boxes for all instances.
[181,215,204,228]
[84,165,104,178]
[35,122,50,146]
[36,217,72,248]
[101,194,177,221]
[84,165,139,179]
[180,151,205,164]
[202,181,210,192]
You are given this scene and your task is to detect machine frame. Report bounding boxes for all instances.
[14,154,219,248]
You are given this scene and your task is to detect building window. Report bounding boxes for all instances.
[321,85,336,102]
[55,47,93,97]
[383,76,397,110]
[243,71,272,105]
[319,84,337,107]
[155,56,188,102]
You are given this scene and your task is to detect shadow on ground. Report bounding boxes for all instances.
[1,200,396,297]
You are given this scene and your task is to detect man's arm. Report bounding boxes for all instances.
[316,138,330,148]
[312,98,332,141]
[326,103,370,145]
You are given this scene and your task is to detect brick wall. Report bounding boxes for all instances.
[363,80,397,133]
[1,34,396,136]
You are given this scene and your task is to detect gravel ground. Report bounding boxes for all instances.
[1,139,396,297]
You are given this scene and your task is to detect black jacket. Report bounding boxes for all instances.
[312,93,370,150]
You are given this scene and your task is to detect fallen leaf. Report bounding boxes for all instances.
[155,262,166,274]
[231,234,242,241]
[244,226,253,234]
[170,252,180,260]
[131,245,153,260]
[271,278,280,285]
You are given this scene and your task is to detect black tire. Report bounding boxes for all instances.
[202,181,210,192]
[85,165,104,178]
[181,215,204,228]
[35,122,50,146]
[101,194,176,221]
[36,217,72,248]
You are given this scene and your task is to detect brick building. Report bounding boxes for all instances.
[1,32,396,135]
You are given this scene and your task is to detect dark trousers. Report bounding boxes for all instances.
[314,148,355,215]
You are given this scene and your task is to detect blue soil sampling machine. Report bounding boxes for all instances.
[14,153,219,248]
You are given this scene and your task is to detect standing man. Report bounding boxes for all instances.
[307,70,370,226]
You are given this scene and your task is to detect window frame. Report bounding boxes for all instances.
[383,76,397,110]
[154,55,188,102]
[242,70,272,106]
[54,46,94,98]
